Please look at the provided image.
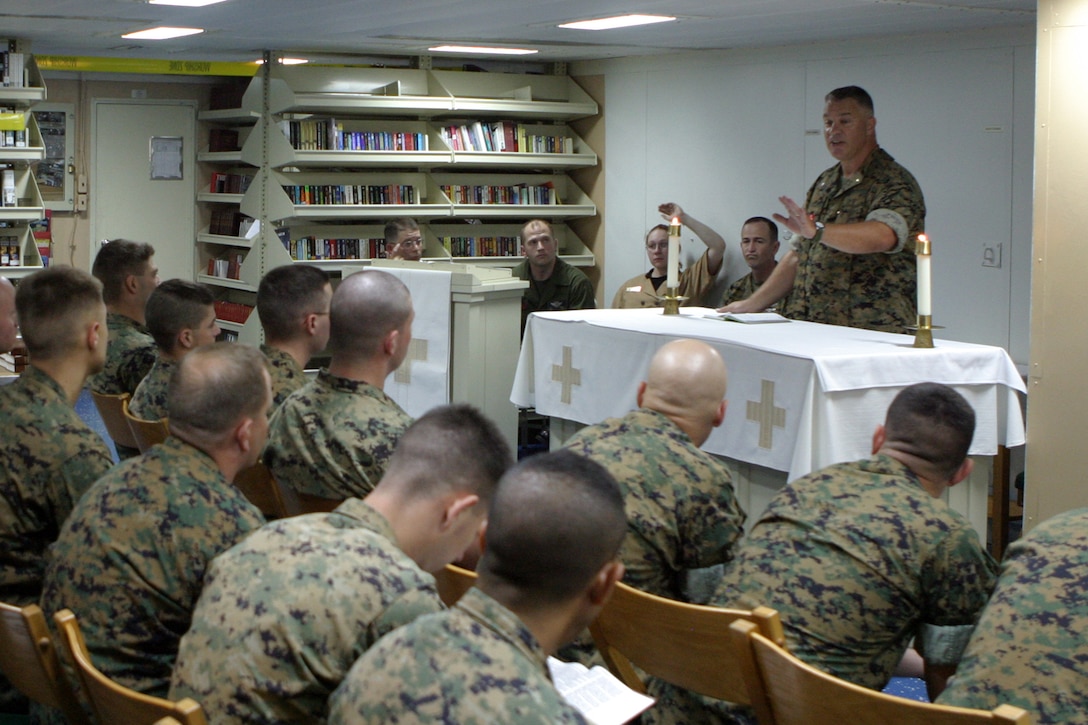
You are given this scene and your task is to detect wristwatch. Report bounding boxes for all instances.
[810,221,825,244]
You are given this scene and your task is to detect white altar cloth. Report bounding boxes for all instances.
[511,308,1026,482]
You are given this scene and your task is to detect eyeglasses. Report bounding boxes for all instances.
[398,238,423,247]
[646,242,669,251]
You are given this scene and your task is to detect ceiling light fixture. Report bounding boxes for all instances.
[558,14,676,31]
[255,57,309,65]
[428,45,538,56]
[122,26,205,40]
[148,0,230,7]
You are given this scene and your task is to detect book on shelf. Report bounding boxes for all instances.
[440,181,556,205]
[209,172,253,194]
[280,118,427,152]
[441,234,519,257]
[0,233,21,267]
[0,41,26,89]
[209,207,249,236]
[280,232,380,261]
[208,128,240,152]
[206,251,245,280]
[282,183,416,206]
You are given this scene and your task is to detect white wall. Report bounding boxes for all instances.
[574,26,1035,365]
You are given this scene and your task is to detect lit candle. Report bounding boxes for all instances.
[666,217,681,289]
[916,233,932,317]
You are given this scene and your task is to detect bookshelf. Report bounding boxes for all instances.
[196,63,599,342]
[0,39,46,279]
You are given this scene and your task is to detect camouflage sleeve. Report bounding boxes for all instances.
[675,463,746,570]
[367,586,445,645]
[920,525,999,629]
[118,345,157,394]
[865,167,925,253]
[53,445,113,526]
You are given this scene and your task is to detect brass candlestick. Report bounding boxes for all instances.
[661,287,686,315]
[912,314,934,348]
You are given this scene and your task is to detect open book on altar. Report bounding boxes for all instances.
[703,311,790,323]
[548,657,655,724]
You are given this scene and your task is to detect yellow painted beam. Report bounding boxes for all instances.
[36,56,258,77]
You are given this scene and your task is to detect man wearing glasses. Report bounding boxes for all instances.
[385,217,424,261]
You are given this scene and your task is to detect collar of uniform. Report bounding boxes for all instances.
[630,407,692,444]
[260,343,305,376]
[16,364,68,403]
[315,368,389,400]
[456,587,550,674]
[107,310,149,334]
[326,497,398,543]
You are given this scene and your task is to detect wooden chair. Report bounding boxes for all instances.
[233,462,301,519]
[90,390,141,451]
[0,601,91,725]
[294,492,344,514]
[588,580,783,705]
[123,397,170,453]
[729,619,1032,725]
[434,563,478,607]
[52,609,208,725]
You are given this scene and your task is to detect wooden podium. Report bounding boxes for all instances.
[371,259,527,448]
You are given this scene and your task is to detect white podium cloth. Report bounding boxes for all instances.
[346,267,452,419]
[512,308,1026,481]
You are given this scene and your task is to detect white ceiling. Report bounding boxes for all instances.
[2,0,1036,66]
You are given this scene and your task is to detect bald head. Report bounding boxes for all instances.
[640,340,728,444]
[0,276,16,353]
[329,270,412,360]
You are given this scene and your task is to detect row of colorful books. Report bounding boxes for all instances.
[440,182,557,205]
[437,121,573,154]
[282,119,428,152]
[281,235,386,261]
[281,184,417,206]
[440,235,520,258]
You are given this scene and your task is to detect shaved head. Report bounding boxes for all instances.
[329,270,412,359]
[643,339,727,418]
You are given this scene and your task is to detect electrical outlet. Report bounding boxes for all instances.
[982,242,1002,268]
[77,174,87,193]
[76,193,88,211]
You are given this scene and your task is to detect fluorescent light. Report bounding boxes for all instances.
[255,58,309,65]
[559,14,676,31]
[428,45,538,56]
[148,0,229,6]
[122,26,205,40]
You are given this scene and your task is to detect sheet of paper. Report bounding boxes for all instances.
[704,311,790,323]
[548,656,655,725]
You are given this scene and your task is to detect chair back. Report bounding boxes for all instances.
[234,462,301,519]
[0,601,91,725]
[90,390,141,451]
[588,581,783,702]
[123,397,170,452]
[434,564,478,607]
[52,609,209,725]
[729,619,1032,725]
[295,492,344,514]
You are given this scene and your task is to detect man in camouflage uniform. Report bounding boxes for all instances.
[564,338,744,600]
[720,217,785,308]
[255,264,331,412]
[265,269,414,500]
[129,278,220,421]
[170,404,512,724]
[699,383,996,723]
[612,203,725,309]
[0,276,17,354]
[0,268,113,715]
[720,86,925,332]
[937,507,1088,722]
[39,343,268,699]
[514,219,595,332]
[328,451,627,725]
[87,239,159,396]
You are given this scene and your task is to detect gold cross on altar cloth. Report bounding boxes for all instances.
[746,379,786,449]
[394,338,429,384]
[551,346,582,405]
